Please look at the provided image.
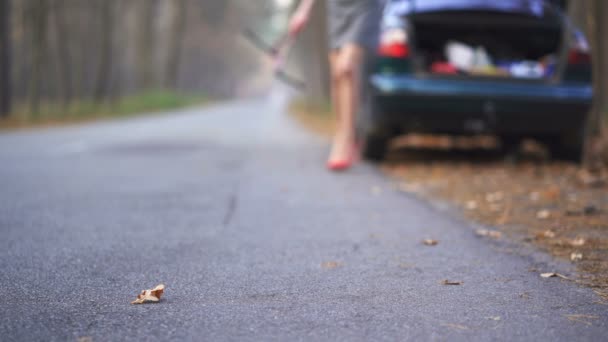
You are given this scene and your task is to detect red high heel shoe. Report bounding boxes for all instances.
[326,142,360,171]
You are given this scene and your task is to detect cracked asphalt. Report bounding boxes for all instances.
[0,94,607,341]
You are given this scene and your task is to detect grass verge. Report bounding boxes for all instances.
[0,90,206,131]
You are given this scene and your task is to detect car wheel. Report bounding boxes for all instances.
[362,132,391,162]
[548,124,586,163]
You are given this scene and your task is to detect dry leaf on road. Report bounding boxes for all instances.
[569,238,586,247]
[536,230,556,239]
[131,284,165,304]
[423,239,439,246]
[566,314,599,326]
[441,280,463,286]
[540,273,569,280]
[571,253,583,261]
[475,229,502,239]
[321,261,341,269]
[536,210,551,220]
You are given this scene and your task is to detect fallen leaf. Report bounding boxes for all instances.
[536,230,556,239]
[77,337,93,342]
[541,273,569,280]
[487,316,501,321]
[131,284,165,305]
[423,239,439,246]
[441,323,469,330]
[475,229,502,239]
[465,200,478,210]
[321,261,341,269]
[569,237,586,247]
[441,280,463,286]
[566,314,599,326]
[485,192,504,203]
[571,253,583,262]
[536,210,551,220]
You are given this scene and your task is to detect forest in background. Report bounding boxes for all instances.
[0,0,286,120]
[0,0,606,141]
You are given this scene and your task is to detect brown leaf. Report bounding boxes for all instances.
[569,237,586,247]
[570,253,583,262]
[441,323,469,330]
[536,230,556,239]
[321,261,341,269]
[540,273,569,280]
[566,314,599,326]
[475,229,502,239]
[536,210,551,220]
[131,284,165,305]
[423,239,439,246]
[441,280,463,286]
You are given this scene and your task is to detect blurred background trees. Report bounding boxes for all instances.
[0,0,279,119]
[0,0,605,135]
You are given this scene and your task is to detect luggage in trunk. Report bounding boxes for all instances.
[410,11,564,80]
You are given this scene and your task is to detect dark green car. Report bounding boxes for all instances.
[360,0,593,162]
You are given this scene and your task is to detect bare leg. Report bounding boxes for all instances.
[328,44,364,164]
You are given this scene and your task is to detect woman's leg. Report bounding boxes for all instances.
[328,43,365,164]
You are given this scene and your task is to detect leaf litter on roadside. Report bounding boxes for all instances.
[423,239,439,246]
[475,229,502,239]
[321,261,341,269]
[131,284,165,304]
[540,273,570,280]
[441,280,463,286]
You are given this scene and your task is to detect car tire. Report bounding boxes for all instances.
[362,132,391,162]
[548,124,586,163]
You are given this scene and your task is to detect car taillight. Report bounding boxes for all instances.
[378,28,409,58]
[568,30,591,65]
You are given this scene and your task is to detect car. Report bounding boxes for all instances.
[359,0,593,162]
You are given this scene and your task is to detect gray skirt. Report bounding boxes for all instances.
[327,0,382,50]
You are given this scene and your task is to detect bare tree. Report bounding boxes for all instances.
[0,0,11,117]
[136,0,158,90]
[28,0,49,116]
[165,0,187,89]
[52,0,73,108]
[94,0,114,102]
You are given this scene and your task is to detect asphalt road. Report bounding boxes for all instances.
[0,95,607,341]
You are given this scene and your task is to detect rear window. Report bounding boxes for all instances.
[387,0,546,17]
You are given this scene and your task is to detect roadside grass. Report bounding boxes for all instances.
[293,102,608,293]
[0,90,206,131]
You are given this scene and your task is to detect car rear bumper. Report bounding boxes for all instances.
[370,74,593,134]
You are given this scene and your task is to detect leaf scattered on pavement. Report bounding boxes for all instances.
[423,239,439,246]
[569,237,586,247]
[441,323,469,330]
[487,316,501,321]
[536,230,556,239]
[475,229,502,239]
[321,261,341,269]
[571,253,583,262]
[540,273,569,280]
[465,200,478,210]
[131,284,165,304]
[536,210,551,220]
[441,280,463,286]
[565,314,599,326]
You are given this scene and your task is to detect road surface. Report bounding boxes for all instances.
[0,95,606,341]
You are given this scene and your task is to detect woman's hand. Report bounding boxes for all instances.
[288,9,309,37]
[288,0,315,37]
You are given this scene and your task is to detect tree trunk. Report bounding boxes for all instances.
[0,0,12,117]
[164,0,187,89]
[94,0,114,102]
[52,0,73,108]
[136,0,157,90]
[28,0,48,117]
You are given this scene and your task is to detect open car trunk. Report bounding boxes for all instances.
[410,10,565,81]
